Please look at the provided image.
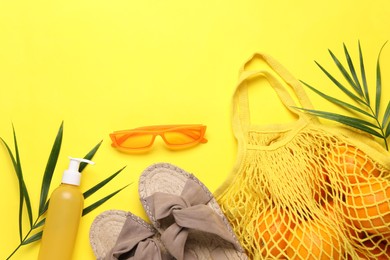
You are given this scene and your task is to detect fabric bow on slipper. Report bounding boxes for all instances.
[139,163,248,260]
[105,215,166,260]
[89,210,172,260]
[145,179,239,260]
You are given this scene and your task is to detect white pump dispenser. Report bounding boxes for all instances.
[38,157,94,260]
[62,157,95,185]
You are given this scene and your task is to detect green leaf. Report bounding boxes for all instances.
[1,137,24,242]
[375,42,387,117]
[1,126,34,241]
[12,126,34,231]
[82,184,130,216]
[386,122,390,139]
[384,101,390,139]
[295,108,382,138]
[358,41,370,105]
[22,231,42,245]
[375,52,382,117]
[22,180,33,227]
[32,218,46,229]
[303,42,390,150]
[38,122,64,216]
[343,43,364,97]
[41,200,50,217]
[315,61,365,106]
[80,140,102,172]
[329,47,362,96]
[83,166,126,199]
[301,81,373,118]
[382,101,390,132]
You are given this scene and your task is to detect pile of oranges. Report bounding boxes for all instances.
[253,143,390,259]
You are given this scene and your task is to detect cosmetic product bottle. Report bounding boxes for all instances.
[38,157,94,260]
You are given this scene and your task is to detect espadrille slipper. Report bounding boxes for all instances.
[138,163,248,260]
[89,210,173,260]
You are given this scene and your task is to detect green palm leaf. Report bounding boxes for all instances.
[383,101,390,138]
[300,81,373,118]
[315,61,365,106]
[38,122,63,216]
[21,231,42,245]
[33,218,46,229]
[358,41,370,105]
[296,108,381,137]
[80,140,102,172]
[83,166,126,199]
[301,42,389,150]
[343,43,363,96]
[1,139,25,242]
[0,126,33,241]
[82,184,129,216]
[329,49,362,96]
[375,42,387,116]
[12,126,33,231]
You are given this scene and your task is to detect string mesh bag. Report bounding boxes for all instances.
[214,53,390,259]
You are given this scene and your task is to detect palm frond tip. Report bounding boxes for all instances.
[300,42,389,150]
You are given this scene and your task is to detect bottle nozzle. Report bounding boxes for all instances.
[62,157,95,186]
[68,157,95,172]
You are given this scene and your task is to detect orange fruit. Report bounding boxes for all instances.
[325,200,365,241]
[329,145,381,192]
[254,207,294,258]
[314,172,330,203]
[308,160,330,203]
[286,218,343,259]
[343,177,390,235]
[321,201,342,224]
[322,200,335,215]
[353,235,390,259]
[321,200,362,247]
[343,216,366,242]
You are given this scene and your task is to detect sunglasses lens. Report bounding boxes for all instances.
[115,133,154,149]
[164,128,203,145]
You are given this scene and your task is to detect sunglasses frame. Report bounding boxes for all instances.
[110,124,207,152]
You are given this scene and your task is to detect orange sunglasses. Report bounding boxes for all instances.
[110,124,208,152]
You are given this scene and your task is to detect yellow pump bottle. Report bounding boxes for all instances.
[38,157,94,260]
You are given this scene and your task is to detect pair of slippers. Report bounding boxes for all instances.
[89,163,248,260]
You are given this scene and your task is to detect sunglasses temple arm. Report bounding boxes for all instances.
[180,129,208,143]
[111,132,135,146]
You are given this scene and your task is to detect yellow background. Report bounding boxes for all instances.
[1,0,390,259]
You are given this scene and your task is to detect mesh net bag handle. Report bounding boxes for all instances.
[233,53,316,132]
[233,52,316,131]
[219,52,319,194]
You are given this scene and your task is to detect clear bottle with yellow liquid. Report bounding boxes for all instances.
[38,157,94,260]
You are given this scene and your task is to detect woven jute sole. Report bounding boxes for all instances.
[89,210,129,259]
[89,210,171,259]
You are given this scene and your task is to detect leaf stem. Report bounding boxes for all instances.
[6,216,44,260]
[359,91,388,149]
[6,243,22,260]
[369,106,389,150]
